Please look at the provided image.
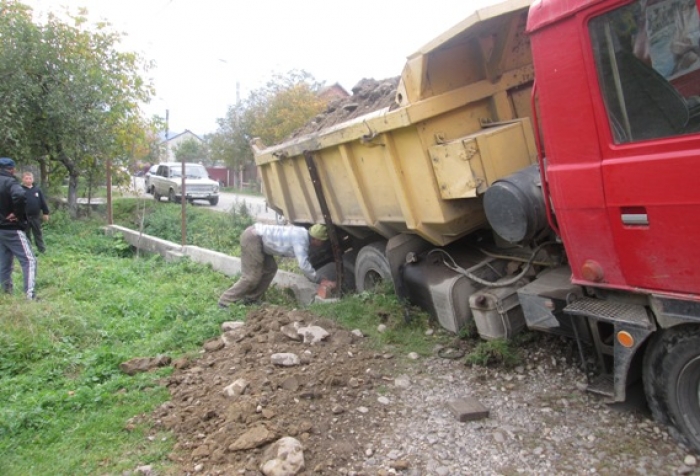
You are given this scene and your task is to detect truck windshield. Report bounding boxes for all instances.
[589,0,700,143]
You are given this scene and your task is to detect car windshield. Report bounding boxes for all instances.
[170,165,208,179]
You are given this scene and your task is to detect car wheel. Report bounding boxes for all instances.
[169,189,177,203]
[153,189,161,201]
[209,196,219,206]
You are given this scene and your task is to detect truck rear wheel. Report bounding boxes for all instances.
[644,326,700,452]
[355,242,392,292]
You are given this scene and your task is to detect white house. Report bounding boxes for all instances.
[159,129,203,162]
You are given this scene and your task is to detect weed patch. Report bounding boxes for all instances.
[465,338,521,368]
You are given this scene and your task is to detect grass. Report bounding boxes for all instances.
[220,185,262,196]
[0,201,454,475]
[310,284,439,357]
[0,210,244,475]
[110,197,254,256]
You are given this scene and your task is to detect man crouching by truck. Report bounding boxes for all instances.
[218,223,332,308]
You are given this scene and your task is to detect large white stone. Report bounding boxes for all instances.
[297,325,329,344]
[221,321,245,331]
[271,353,300,366]
[223,378,249,397]
[260,436,305,476]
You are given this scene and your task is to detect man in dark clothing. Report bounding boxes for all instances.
[0,157,37,300]
[21,171,50,253]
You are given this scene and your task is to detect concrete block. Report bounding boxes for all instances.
[105,225,318,306]
[447,397,490,422]
[165,250,185,262]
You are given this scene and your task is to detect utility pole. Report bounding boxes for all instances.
[165,108,170,161]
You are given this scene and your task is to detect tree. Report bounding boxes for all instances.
[246,70,326,146]
[208,70,325,186]
[0,2,42,161]
[0,1,155,217]
[173,137,207,163]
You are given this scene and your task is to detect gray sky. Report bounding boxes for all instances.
[25,0,504,136]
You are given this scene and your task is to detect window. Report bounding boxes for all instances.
[590,0,700,143]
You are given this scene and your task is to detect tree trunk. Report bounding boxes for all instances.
[67,172,79,219]
[55,148,80,218]
[38,157,49,191]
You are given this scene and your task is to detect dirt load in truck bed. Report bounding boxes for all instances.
[289,77,400,139]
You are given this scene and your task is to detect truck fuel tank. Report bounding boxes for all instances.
[402,247,507,333]
[483,164,547,244]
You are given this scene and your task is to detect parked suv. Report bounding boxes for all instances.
[144,164,158,194]
[149,162,220,206]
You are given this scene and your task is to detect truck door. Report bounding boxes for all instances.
[589,0,700,294]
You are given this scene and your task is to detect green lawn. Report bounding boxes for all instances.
[0,199,443,475]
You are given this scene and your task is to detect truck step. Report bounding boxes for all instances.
[586,374,615,398]
[564,297,652,329]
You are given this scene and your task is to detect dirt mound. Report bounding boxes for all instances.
[290,77,401,139]
[150,305,405,475]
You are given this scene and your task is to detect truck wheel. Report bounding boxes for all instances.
[354,242,392,292]
[644,326,700,452]
[209,196,219,206]
[153,190,161,201]
[169,189,177,203]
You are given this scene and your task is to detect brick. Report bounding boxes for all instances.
[446,397,490,422]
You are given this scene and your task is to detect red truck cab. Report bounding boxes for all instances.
[529,0,700,295]
[527,0,700,450]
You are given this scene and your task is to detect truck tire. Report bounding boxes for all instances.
[644,326,700,452]
[354,242,392,292]
[153,189,161,201]
[169,189,177,203]
[209,196,219,206]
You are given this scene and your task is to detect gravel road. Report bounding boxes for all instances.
[347,334,700,476]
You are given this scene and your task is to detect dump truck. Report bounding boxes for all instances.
[252,0,700,451]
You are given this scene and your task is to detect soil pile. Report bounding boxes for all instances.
[150,305,405,475]
[138,305,695,475]
[290,77,401,139]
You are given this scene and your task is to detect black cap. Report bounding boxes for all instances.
[0,157,16,168]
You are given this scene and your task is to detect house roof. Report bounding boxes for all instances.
[319,83,350,101]
[158,129,203,144]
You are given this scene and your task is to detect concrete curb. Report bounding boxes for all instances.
[105,225,317,305]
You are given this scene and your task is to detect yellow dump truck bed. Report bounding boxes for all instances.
[253,0,536,246]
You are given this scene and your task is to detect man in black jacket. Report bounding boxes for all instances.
[21,171,50,253]
[0,157,37,300]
